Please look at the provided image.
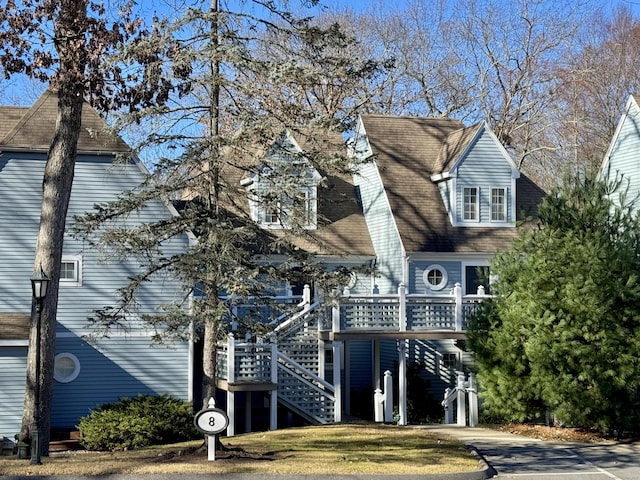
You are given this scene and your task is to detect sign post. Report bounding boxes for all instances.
[194,397,230,461]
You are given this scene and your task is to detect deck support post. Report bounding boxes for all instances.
[270,342,278,430]
[397,340,407,425]
[227,334,235,436]
[333,340,343,422]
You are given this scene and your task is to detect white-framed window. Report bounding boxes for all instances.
[423,264,448,291]
[441,352,458,371]
[463,187,478,221]
[491,187,506,222]
[54,352,81,383]
[60,255,82,287]
[464,264,491,295]
[260,186,317,230]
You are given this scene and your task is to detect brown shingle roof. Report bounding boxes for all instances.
[216,129,374,258]
[0,313,30,340]
[0,89,130,154]
[433,123,482,173]
[360,115,544,253]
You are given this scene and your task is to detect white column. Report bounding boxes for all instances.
[227,390,235,436]
[398,341,407,425]
[227,334,235,436]
[270,343,278,430]
[333,341,343,422]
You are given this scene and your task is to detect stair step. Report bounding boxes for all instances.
[49,439,83,452]
[49,430,83,452]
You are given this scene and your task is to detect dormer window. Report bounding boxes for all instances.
[242,132,322,231]
[491,187,506,222]
[463,187,478,221]
[261,186,317,229]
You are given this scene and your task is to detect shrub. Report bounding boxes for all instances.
[78,394,199,451]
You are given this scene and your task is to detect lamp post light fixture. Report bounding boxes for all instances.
[29,265,49,466]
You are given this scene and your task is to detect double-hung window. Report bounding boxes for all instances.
[463,187,478,221]
[491,187,506,222]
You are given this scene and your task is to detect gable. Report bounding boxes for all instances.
[0,89,130,154]
[231,129,374,258]
[600,95,640,202]
[355,115,544,254]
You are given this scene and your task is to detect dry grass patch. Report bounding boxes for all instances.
[0,423,482,476]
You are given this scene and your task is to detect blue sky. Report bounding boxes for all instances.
[3,0,640,106]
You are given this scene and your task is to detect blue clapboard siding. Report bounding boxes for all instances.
[52,335,190,428]
[455,129,515,224]
[0,347,28,438]
[409,260,461,294]
[352,133,404,295]
[0,151,192,433]
[602,96,640,204]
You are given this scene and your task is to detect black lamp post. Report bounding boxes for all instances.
[29,266,49,466]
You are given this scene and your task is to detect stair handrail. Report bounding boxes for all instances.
[276,350,335,394]
[271,299,322,335]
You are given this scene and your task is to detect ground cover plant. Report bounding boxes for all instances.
[0,424,481,476]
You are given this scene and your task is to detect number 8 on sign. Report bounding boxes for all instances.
[194,408,229,435]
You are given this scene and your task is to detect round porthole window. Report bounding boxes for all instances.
[423,264,448,291]
[54,353,80,383]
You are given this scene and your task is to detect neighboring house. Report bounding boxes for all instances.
[0,90,193,445]
[215,116,544,432]
[601,94,640,201]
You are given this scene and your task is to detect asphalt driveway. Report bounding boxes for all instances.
[423,424,640,480]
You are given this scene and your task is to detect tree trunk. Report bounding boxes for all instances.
[202,315,218,408]
[21,0,87,457]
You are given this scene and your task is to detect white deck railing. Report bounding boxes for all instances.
[334,283,490,333]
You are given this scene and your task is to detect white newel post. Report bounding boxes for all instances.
[468,372,478,428]
[374,388,384,422]
[302,283,311,305]
[456,371,466,426]
[332,290,341,333]
[454,283,463,331]
[227,334,235,436]
[383,370,394,423]
[270,342,278,430]
[443,388,454,424]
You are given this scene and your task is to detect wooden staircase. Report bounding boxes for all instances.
[272,303,336,424]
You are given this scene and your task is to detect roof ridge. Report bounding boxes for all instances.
[0,89,55,146]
